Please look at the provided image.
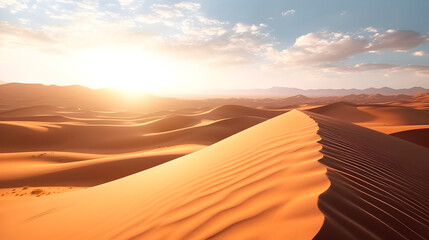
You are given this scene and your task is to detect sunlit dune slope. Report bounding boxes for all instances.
[1,109,428,239]
[0,145,204,188]
[0,105,283,189]
[0,104,283,153]
[0,105,62,117]
[0,115,266,153]
[305,111,429,239]
[195,105,283,120]
[0,110,329,240]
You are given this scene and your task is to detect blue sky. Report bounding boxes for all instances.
[0,0,428,93]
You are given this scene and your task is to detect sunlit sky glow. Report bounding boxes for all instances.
[0,0,428,94]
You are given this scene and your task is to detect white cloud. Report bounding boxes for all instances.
[118,0,134,7]
[233,23,266,35]
[0,0,29,13]
[0,21,55,48]
[368,29,429,51]
[267,29,429,67]
[324,63,429,76]
[137,2,202,25]
[1,0,428,78]
[18,18,30,25]
[323,63,397,72]
[281,9,295,16]
[401,65,429,76]
[177,16,228,42]
[174,2,200,11]
[365,26,378,33]
[413,51,425,56]
[268,31,368,65]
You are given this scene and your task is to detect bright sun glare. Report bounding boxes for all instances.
[74,48,175,93]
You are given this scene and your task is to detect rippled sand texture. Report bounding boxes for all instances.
[0,110,329,240]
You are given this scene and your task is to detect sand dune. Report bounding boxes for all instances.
[0,104,280,154]
[0,145,204,188]
[309,102,374,122]
[308,102,429,147]
[143,115,201,133]
[0,110,329,240]
[2,109,428,239]
[0,105,276,189]
[309,101,429,125]
[1,94,428,239]
[390,129,429,148]
[306,111,429,239]
[196,105,283,120]
[0,115,266,153]
[0,105,62,117]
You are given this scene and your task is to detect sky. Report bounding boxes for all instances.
[0,0,428,94]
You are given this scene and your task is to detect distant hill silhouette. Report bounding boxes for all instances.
[209,86,429,97]
[1,83,428,112]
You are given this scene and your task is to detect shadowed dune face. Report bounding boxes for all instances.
[0,110,329,240]
[390,129,429,148]
[306,112,429,239]
[308,102,429,148]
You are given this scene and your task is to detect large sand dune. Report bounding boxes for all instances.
[308,102,429,125]
[0,105,281,190]
[1,109,428,239]
[0,107,277,153]
[308,102,429,148]
[0,110,329,239]
[306,111,429,239]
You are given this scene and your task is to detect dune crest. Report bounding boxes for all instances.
[2,109,428,239]
[0,110,329,240]
[306,112,429,239]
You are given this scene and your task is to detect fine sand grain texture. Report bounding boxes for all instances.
[0,110,329,240]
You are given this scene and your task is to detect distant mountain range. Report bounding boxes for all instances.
[0,83,428,112]
[208,87,429,97]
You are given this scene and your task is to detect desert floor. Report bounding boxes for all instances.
[0,96,428,239]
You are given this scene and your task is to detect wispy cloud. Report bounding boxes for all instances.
[364,26,378,33]
[0,0,29,13]
[0,0,428,88]
[413,51,425,56]
[233,23,267,35]
[324,63,429,76]
[281,9,295,16]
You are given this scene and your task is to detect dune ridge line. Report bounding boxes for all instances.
[306,111,429,239]
[2,109,428,239]
[0,110,330,240]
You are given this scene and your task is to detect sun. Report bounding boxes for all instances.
[74,48,175,93]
